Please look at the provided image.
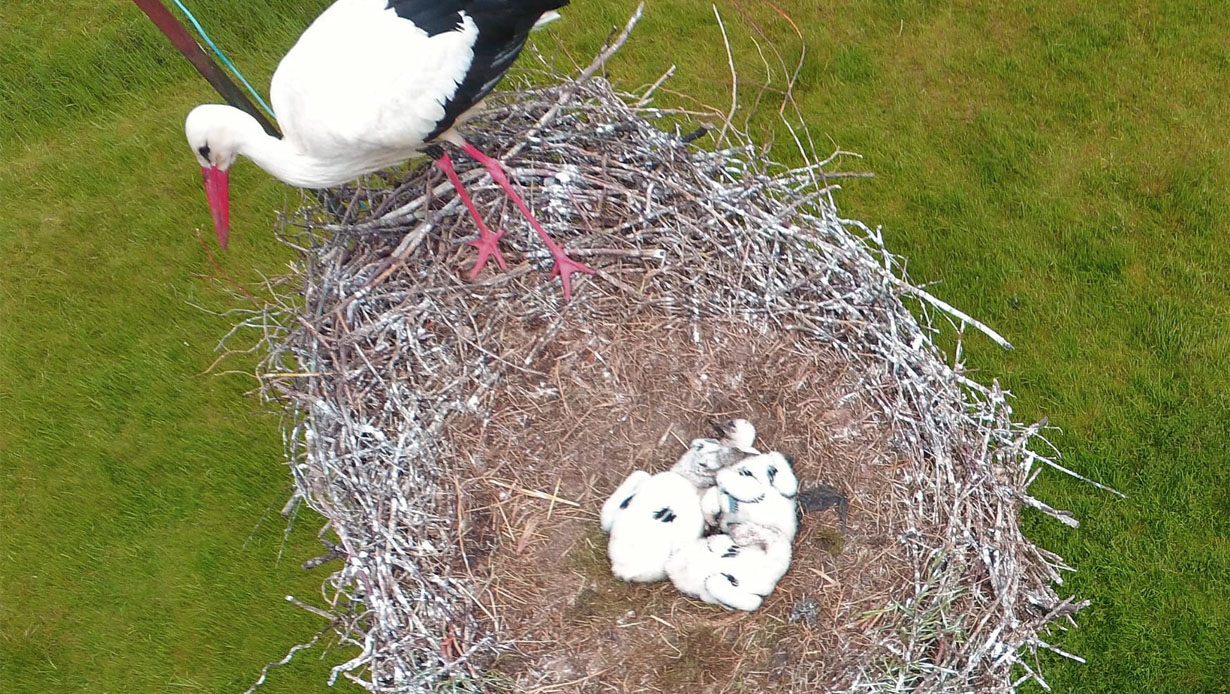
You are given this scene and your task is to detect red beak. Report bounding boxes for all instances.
[200,165,230,249]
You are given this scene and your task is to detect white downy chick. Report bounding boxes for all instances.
[702,451,800,542]
[666,524,793,612]
[601,469,706,583]
[671,419,760,488]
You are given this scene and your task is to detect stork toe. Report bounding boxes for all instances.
[548,251,594,301]
[467,228,509,278]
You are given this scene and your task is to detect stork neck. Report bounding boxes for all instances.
[235,125,344,189]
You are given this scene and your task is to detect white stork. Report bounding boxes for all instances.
[184,0,593,299]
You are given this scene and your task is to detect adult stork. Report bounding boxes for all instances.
[183,0,593,299]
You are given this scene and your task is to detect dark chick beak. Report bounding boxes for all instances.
[200,165,230,249]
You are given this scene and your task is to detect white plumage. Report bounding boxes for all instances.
[675,452,800,611]
[270,1,480,170]
[713,418,757,451]
[665,526,792,612]
[599,419,758,584]
[599,420,803,609]
[600,470,705,583]
[701,451,800,543]
[671,419,760,488]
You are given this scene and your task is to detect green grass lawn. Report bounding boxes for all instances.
[2,1,1228,692]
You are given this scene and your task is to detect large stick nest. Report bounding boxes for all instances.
[240,12,1091,693]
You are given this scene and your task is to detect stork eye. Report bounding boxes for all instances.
[738,468,755,478]
[618,495,634,510]
[767,467,778,483]
[197,144,211,159]
[723,573,739,587]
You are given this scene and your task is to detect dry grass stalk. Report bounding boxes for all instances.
[230,8,1096,692]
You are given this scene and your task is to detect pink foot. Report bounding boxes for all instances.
[460,140,594,300]
[432,151,508,279]
[467,227,508,279]
[548,252,594,302]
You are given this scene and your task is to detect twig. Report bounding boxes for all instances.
[489,479,581,508]
[503,2,645,161]
[243,624,332,694]
[636,64,677,107]
[713,5,738,147]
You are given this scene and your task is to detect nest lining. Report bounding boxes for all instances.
[238,15,1088,693]
[446,315,908,692]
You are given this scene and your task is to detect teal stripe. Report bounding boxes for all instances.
[171,0,278,120]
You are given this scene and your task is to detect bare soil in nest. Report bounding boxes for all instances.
[445,314,914,693]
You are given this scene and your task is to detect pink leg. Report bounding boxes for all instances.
[433,152,507,278]
[460,141,594,301]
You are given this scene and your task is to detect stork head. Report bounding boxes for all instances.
[185,104,252,249]
[712,418,757,451]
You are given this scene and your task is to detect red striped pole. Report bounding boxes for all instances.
[131,0,280,137]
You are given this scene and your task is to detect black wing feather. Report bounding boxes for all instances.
[383,0,568,140]
[386,0,468,36]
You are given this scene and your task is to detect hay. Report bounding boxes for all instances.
[235,8,1098,692]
